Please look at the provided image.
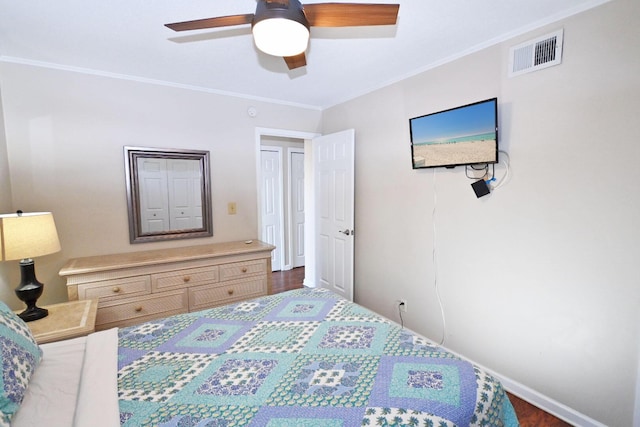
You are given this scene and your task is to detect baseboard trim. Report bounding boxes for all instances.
[497,375,606,427]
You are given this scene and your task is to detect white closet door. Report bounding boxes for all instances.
[260,149,283,271]
[290,149,305,268]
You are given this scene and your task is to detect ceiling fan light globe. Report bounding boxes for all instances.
[252,18,309,57]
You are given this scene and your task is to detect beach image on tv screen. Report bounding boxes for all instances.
[411,99,497,168]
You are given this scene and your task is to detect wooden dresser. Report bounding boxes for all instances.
[59,240,275,330]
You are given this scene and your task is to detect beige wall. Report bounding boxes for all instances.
[0,63,322,308]
[322,0,639,426]
[0,86,14,305]
[0,87,10,211]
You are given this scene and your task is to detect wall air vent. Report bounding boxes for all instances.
[509,29,564,77]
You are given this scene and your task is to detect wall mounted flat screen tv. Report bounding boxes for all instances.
[410,98,498,169]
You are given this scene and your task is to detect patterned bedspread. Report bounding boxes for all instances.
[117,288,518,426]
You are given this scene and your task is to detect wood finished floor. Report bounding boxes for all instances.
[271,267,572,427]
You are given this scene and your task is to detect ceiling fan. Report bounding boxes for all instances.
[165,0,400,70]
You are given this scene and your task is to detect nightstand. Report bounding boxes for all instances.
[22,299,98,344]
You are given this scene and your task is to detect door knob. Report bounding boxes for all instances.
[339,229,353,236]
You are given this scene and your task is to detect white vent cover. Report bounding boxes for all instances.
[508,29,564,77]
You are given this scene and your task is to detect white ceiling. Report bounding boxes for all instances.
[0,0,608,109]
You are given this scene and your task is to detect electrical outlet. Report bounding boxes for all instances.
[398,299,407,312]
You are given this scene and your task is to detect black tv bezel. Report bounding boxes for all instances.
[409,98,499,169]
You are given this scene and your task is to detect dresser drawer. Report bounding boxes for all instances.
[96,290,188,329]
[78,276,151,302]
[189,277,267,312]
[152,265,219,291]
[219,260,267,281]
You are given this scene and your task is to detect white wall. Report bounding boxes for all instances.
[321,1,639,426]
[0,63,322,308]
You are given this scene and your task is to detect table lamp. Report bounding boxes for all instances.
[0,211,61,321]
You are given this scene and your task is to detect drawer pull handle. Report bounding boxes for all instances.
[241,268,248,273]
[183,276,191,283]
[134,306,143,312]
[227,289,234,295]
[112,287,121,293]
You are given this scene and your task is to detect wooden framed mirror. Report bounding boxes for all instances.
[124,146,213,243]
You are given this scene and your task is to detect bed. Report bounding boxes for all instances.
[3,287,519,426]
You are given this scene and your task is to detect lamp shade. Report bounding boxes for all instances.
[0,212,61,261]
[251,0,310,57]
[252,18,310,57]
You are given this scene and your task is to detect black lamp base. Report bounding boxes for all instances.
[17,306,48,322]
[15,259,49,322]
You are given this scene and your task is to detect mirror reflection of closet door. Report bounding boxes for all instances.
[167,159,203,230]
[137,157,202,233]
[137,157,170,233]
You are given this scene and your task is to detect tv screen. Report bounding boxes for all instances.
[410,98,498,169]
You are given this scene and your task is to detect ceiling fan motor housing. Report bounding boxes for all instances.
[253,0,310,28]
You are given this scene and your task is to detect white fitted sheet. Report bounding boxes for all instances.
[11,328,119,427]
[74,328,119,426]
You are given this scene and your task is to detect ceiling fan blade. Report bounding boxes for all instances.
[303,3,399,27]
[165,14,254,32]
[284,52,307,70]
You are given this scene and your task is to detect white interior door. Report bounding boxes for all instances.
[289,149,305,268]
[314,129,355,301]
[260,149,283,271]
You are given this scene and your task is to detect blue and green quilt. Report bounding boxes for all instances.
[117,288,518,426]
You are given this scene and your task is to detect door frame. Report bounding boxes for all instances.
[255,128,320,284]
